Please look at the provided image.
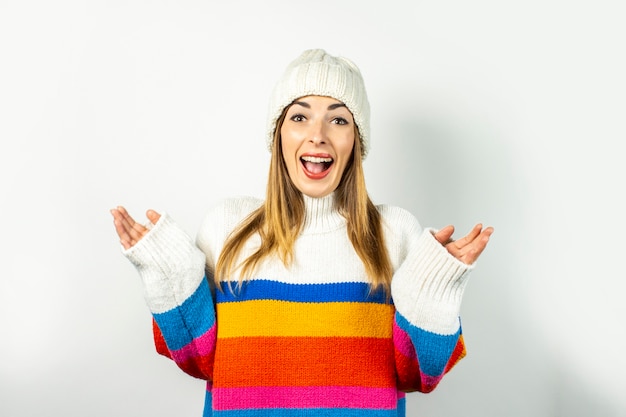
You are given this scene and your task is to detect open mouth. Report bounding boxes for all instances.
[300,155,334,177]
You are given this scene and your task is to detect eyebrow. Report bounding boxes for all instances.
[292,100,347,111]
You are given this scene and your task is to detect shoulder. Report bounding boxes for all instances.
[376,204,423,260]
[376,204,422,234]
[216,196,264,219]
[201,196,263,230]
[196,196,263,250]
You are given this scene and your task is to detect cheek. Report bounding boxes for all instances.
[280,126,296,152]
[338,135,356,160]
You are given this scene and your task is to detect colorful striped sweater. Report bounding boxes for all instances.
[123,193,474,416]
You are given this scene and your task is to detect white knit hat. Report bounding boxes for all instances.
[266,49,371,159]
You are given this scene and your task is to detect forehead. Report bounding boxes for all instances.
[290,95,346,108]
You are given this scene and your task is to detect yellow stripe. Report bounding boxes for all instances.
[217,300,394,338]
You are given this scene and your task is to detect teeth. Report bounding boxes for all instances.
[301,156,333,163]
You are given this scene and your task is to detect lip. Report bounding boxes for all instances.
[300,152,333,180]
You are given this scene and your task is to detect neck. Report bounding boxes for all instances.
[301,193,345,234]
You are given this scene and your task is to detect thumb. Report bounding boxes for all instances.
[146,209,161,225]
[433,225,455,245]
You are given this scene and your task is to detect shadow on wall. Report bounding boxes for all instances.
[366,110,623,416]
[553,368,624,417]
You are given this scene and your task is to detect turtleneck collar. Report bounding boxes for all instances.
[301,193,346,234]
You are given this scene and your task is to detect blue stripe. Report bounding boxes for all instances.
[395,312,461,377]
[203,389,213,417]
[216,280,388,304]
[153,277,216,351]
[397,396,406,416]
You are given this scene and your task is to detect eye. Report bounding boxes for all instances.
[331,117,349,125]
[290,114,306,122]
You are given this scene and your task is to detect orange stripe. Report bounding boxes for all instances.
[213,336,396,388]
[445,334,467,372]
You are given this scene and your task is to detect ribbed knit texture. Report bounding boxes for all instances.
[124,194,473,416]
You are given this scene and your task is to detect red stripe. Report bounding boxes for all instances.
[445,334,467,373]
[153,319,171,358]
[153,319,214,380]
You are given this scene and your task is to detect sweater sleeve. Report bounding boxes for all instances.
[122,213,217,381]
[382,206,474,393]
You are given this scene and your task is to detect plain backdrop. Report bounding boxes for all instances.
[1,1,625,416]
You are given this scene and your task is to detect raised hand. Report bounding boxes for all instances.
[110,206,161,250]
[433,224,494,265]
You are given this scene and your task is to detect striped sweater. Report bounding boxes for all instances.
[124,193,473,416]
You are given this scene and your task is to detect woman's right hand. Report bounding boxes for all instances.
[110,206,161,250]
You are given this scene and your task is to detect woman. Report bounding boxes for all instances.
[111,49,493,416]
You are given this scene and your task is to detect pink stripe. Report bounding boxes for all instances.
[169,324,217,363]
[392,321,416,360]
[392,322,444,389]
[422,373,443,388]
[212,386,398,410]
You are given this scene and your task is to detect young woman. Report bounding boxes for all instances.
[111,49,494,417]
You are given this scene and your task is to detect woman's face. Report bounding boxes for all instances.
[280,95,355,198]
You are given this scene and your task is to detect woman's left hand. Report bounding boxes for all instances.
[433,224,494,265]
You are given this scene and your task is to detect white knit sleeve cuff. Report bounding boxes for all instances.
[122,212,207,314]
[391,228,474,335]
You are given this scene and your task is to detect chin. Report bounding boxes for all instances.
[292,175,334,198]
[301,189,332,198]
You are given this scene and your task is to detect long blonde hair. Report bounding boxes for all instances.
[215,107,393,295]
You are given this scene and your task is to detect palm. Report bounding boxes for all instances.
[433,224,494,265]
[110,206,161,250]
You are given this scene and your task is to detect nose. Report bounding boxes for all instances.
[309,120,327,145]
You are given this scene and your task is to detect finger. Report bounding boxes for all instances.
[118,206,150,242]
[111,208,131,237]
[111,210,135,249]
[434,225,455,245]
[114,206,149,244]
[111,210,131,242]
[119,237,132,250]
[459,226,494,264]
[146,209,161,225]
[116,206,139,229]
[451,224,483,249]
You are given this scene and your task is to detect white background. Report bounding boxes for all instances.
[1,1,625,416]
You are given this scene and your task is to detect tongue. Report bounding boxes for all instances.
[304,161,325,174]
